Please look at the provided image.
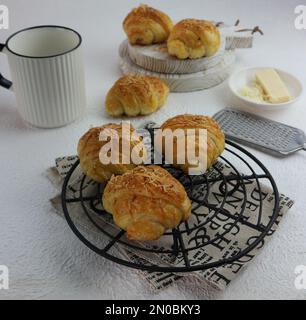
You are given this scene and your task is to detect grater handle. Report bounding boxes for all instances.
[279,144,306,155]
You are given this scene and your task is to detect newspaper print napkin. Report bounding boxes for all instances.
[47,154,294,292]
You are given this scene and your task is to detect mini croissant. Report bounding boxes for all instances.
[167,19,221,59]
[105,75,169,117]
[77,123,145,183]
[102,165,192,241]
[123,4,173,45]
[157,114,225,174]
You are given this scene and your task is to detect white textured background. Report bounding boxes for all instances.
[0,0,306,300]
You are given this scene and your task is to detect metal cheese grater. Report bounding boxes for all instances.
[213,108,306,156]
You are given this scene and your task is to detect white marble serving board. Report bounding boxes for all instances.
[126,24,254,74]
[119,41,236,92]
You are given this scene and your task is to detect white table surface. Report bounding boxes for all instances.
[0,0,306,300]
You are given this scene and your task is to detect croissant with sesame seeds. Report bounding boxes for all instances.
[123,4,173,45]
[167,19,221,59]
[105,75,169,117]
[102,165,192,241]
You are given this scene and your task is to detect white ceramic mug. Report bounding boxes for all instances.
[0,25,86,128]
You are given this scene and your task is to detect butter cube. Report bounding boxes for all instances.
[255,69,291,103]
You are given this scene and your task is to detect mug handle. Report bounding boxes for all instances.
[0,43,13,90]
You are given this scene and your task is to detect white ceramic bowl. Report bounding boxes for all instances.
[228,67,303,111]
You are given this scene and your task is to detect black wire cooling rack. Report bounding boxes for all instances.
[61,134,280,273]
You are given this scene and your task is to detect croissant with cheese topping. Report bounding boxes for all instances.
[77,123,145,183]
[102,165,192,241]
[157,114,225,174]
[105,75,169,117]
[167,19,221,59]
[123,4,173,45]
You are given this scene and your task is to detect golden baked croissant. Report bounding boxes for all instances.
[105,75,169,117]
[157,114,225,174]
[102,165,192,241]
[123,4,173,45]
[167,19,221,59]
[77,123,145,183]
